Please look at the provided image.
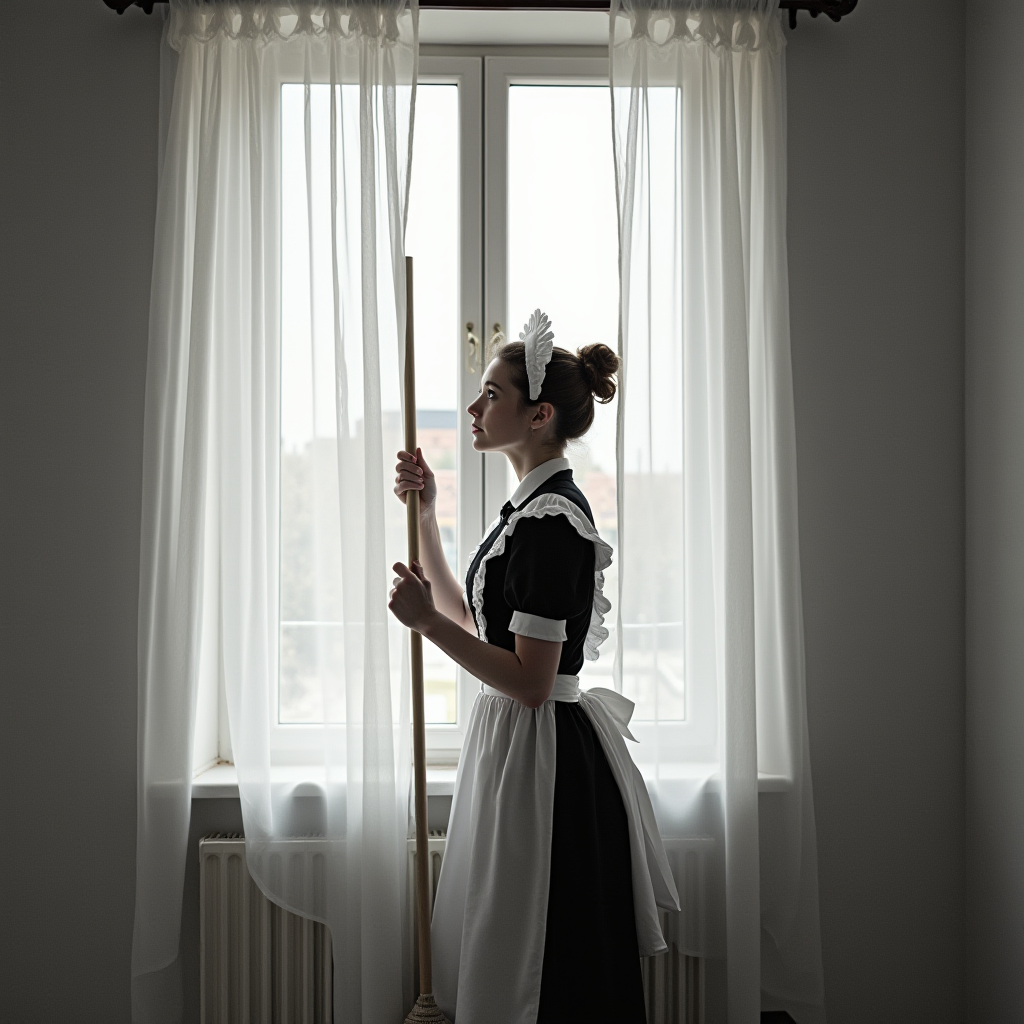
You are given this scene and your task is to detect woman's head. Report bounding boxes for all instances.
[466,340,619,462]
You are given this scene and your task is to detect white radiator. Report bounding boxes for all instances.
[199,834,333,1024]
[199,831,446,1024]
[641,837,714,1024]
[200,832,709,1024]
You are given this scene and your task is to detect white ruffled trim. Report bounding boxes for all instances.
[470,494,613,662]
[464,514,500,631]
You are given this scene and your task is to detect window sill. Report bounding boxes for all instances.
[191,762,791,799]
[191,762,458,799]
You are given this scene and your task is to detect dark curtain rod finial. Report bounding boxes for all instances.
[786,0,857,27]
[103,0,857,21]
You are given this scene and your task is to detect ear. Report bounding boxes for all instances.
[530,402,556,431]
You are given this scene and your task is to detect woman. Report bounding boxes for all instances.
[388,311,679,1024]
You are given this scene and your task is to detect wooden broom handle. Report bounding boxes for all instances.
[405,256,434,997]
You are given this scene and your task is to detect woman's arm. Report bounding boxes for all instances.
[389,561,560,708]
[394,449,475,632]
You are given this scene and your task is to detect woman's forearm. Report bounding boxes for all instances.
[420,610,560,708]
[417,511,475,630]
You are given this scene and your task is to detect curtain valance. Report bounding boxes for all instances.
[612,0,783,50]
[167,0,416,49]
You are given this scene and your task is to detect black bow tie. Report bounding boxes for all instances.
[500,501,515,521]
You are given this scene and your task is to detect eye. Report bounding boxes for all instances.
[486,388,497,400]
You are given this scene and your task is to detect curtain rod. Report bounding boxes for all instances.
[103,1,857,30]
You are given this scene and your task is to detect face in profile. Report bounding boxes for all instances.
[466,357,531,454]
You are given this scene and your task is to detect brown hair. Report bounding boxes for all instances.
[497,341,619,443]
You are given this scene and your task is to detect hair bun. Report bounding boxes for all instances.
[577,344,619,404]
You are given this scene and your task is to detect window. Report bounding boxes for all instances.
[193,51,697,776]
[279,80,465,730]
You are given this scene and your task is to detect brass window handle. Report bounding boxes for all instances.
[466,322,481,373]
[487,323,506,362]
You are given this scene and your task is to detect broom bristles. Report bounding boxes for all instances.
[404,992,452,1024]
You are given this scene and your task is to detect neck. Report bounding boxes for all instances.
[507,445,564,482]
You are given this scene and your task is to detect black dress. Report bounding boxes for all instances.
[430,458,678,1024]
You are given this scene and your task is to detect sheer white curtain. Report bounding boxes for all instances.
[610,2,825,1021]
[132,3,417,1022]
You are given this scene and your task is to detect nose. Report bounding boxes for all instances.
[467,395,482,417]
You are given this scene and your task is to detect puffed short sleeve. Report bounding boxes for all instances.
[503,513,594,642]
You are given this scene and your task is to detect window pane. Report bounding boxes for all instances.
[279,83,460,725]
[280,82,345,726]
[508,85,682,720]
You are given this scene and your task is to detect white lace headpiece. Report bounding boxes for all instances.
[519,309,555,401]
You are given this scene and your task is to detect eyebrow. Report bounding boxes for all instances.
[483,380,504,391]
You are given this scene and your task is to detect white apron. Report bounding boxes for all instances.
[431,675,681,1024]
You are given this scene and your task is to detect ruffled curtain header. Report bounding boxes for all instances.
[610,0,783,51]
[167,0,416,49]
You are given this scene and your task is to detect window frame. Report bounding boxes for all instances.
[192,46,714,776]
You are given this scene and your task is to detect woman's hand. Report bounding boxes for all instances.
[388,561,436,632]
[394,448,437,516]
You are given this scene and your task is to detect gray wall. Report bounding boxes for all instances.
[786,2,965,1021]
[0,4,162,1023]
[0,2,969,1023]
[965,1,1024,1021]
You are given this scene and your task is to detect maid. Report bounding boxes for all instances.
[388,311,680,1024]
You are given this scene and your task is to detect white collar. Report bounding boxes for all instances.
[510,457,571,508]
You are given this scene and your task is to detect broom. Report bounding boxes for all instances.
[403,256,452,1024]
